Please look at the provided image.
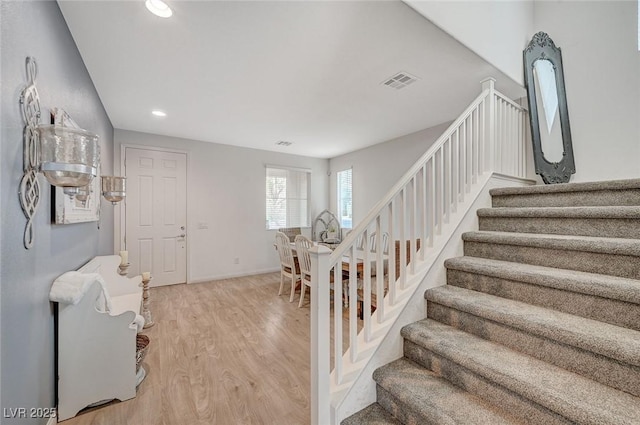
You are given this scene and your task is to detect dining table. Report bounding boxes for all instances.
[282,242,366,275]
[276,239,392,317]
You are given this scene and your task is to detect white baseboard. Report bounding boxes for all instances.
[188,267,280,284]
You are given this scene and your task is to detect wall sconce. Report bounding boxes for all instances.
[74,185,91,203]
[101,176,126,205]
[18,57,125,249]
[38,125,100,198]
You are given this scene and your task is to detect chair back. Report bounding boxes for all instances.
[370,232,390,255]
[354,231,390,255]
[275,231,296,269]
[294,235,313,277]
[279,227,301,242]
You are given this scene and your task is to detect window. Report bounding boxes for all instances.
[266,166,310,229]
[337,168,352,228]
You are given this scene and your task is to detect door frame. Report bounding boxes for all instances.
[116,143,191,284]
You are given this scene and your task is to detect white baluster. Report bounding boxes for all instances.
[349,244,358,363]
[387,202,396,304]
[444,141,451,224]
[363,229,372,340]
[375,216,384,323]
[419,167,427,262]
[481,78,496,171]
[410,178,417,276]
[333,262,342,385]
[460,120,467,200]
[427,158,435,247]
[398,188,406,289]
[436,150,443,235]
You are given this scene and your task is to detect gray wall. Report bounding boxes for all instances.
[534,0,640,182]
[1,1,114,422]
[329,121,451,226]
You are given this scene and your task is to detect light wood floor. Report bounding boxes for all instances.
[64,272,318,425]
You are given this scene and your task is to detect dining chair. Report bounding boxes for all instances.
[295,235,338,308]
[294,235,313,308]
[275,231,300,302]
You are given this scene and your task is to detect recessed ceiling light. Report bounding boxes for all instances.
[145,0,173,18]
[151,110,167,117]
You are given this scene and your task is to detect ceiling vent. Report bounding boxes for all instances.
[276,141,293,146]
[381,71,419,90]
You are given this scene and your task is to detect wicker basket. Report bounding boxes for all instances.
[136,334,150,373]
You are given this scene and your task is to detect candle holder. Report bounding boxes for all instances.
[118,263,130,276]
[141,274,155,329]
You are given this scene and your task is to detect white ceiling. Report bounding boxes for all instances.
[58,0,523,159]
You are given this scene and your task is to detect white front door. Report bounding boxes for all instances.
[125,147,187,286]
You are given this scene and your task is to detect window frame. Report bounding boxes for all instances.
[265,165,311,230]
[336,167,353,229]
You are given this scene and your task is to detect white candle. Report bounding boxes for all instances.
[119,250,128,265]
[142,272,151,281]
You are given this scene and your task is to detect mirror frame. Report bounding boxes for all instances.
[523,32,575,184]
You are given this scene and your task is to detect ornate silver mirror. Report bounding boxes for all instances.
[523,32,575,183]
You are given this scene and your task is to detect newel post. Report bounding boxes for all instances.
[310,244,332,425]
[481,77,496,172]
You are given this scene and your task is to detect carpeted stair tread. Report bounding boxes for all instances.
[489,178,640,196]
[425,285,640,367]
[490,179,640,207]
[477,206,640,238]
[341,403,403,425]
[373,358,522,424]
[477,205,640,218]
[444,256,640,305]
[462,231,640,256]
[401,320,640,425]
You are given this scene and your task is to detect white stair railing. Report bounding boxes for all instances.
[310,78,529,425]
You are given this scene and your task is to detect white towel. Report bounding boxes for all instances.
[50,271,113,312]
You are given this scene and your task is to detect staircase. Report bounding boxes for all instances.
[342,179,640,425]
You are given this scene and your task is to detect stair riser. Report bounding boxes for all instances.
[446,268,640,331]
[463,241,640,280]
[376,385,441,425]
[403,341,573,425]
[478,216,640,239]
[341,403,401,425]
[427,302,640,397]
[491,189,640,208]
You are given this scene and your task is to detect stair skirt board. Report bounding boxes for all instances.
[344,178,640,425]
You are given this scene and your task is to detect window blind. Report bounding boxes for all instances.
[266,166,310,229]
[337,168,353,228]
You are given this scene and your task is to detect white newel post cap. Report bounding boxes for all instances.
[481,77,496,90]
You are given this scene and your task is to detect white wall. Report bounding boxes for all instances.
[405,0,534,86]
[114,130,329,282]
[329,121,451,227]
[534,0,640,182]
